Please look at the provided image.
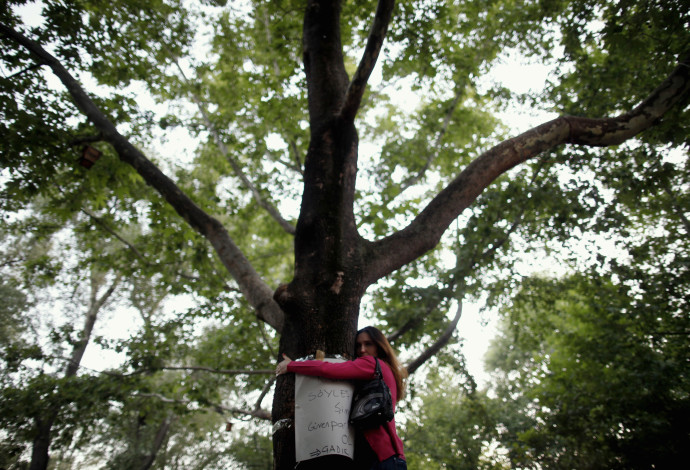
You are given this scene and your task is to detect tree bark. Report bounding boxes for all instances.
[271,2,375,466]
[271,114,366,470]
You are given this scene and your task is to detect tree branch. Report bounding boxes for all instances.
[82,208,145,260]
[255,376,277,411]
[65,273,121,377]
[153,365,274,376]
[398,88,462,192]
[46,356,274,379]
[364,52,690,285]
[169,56,296,236]
[340,0,395,121]
[118,365,273,377]
[387,203,527,367]
[288,138,304,174]
[0,23,285,333]
[79,207,204,283]
[387,314,426,344]
[3,61,44,78]
[68,132,103,146]
[261,5,282,78]
[140,414,174,470]
[135,393,271,421]
[258,320,277,359]
[394,159,582,374]
[405,300,463,375]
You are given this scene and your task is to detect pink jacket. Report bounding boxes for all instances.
[287,355,405,462]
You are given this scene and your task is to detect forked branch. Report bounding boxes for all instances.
[365,52,690,285]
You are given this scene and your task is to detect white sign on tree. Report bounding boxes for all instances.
[294,358,355,462]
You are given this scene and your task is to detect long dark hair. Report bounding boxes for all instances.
[356,326,407,401]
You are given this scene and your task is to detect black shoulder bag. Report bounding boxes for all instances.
[349,358,394,429]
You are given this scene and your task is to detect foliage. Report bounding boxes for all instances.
[403,368,505,470]
[0,277,31,347]
[1,0,689,468]
[226,427,273,470]
[486,272,690,469]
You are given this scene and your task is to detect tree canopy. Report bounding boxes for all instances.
[486,271,690,469]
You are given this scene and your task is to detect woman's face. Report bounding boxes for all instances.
[355,332,378,358]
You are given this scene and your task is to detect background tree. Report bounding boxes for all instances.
[1,0,689,468]
[486,272,690,469]
[0,216,131,470]
[402,365,503,470]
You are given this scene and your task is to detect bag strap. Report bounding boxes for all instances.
[375,358,404,458]
[373,357,382,379]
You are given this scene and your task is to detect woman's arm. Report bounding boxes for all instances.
[275,354,376,380]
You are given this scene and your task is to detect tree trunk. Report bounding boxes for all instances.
[271,105,366,469]
[28,416,56,470]
[138,415,173,470]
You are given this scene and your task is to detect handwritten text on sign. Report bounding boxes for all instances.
[294,359,355,462]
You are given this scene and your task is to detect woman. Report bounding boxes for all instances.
[275,326,407,470]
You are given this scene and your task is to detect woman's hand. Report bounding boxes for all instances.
[275,353,292,376]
